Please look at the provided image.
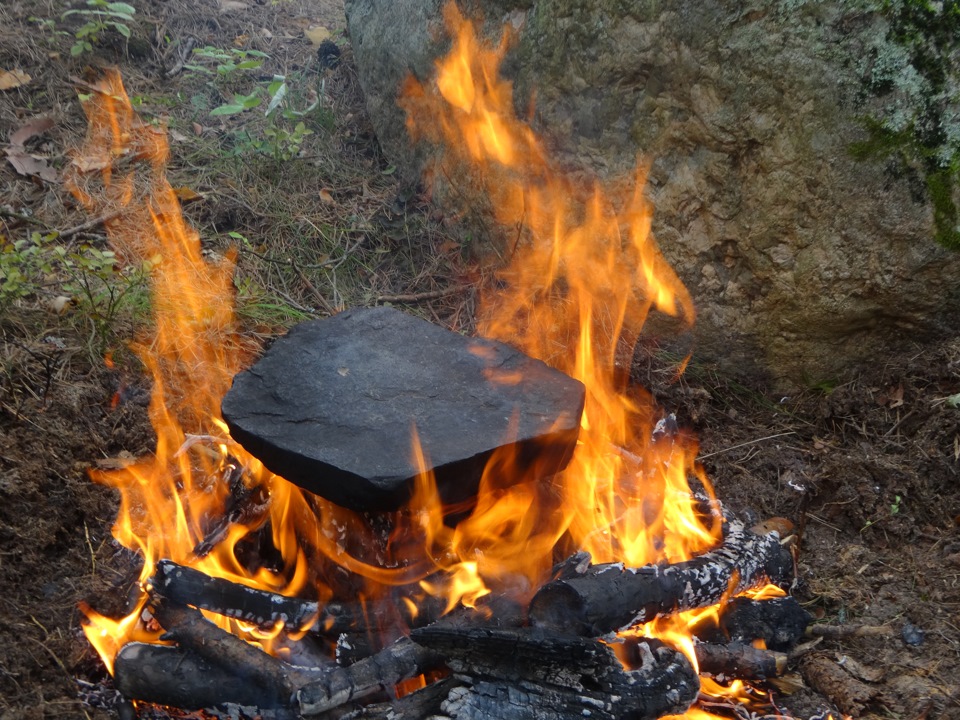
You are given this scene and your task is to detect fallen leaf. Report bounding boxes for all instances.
[305,25,331,46]
[70,153,111,173]
[439,240,459,254]
[888,383,904,408]
[9,117,55,147]
[5,148,58,182]
[0,69,31,90]
[173,186,203,202]
[191,122,204,136]
[47,296,74,314]
[318,188,335,204]
[233,34,250,47]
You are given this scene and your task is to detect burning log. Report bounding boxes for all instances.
[529,522,793,636]
[694,641,787,681]
[413,625,699,720]
[113,642,292,711]
[712,595,812,650]
[153,558,448,636]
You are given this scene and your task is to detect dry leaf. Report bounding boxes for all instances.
[192,122,204,136]
[305,25,331,45]
[47,296,74,315]
[233,34,250,46]
[70,154,111,173]
[10,117,55,146]
[439,240,460,254]
[6,149,58,182]
[318,188,335,204]
[0,69,31,91]
[173,186,203,202]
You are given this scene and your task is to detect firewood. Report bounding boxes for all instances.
[149,598,322,703]
[113,642,295,712]
[152,559,448,635]
[704,596,812,650]
[694,640,787,680]
[296,636,440,716]
[529,522,793,636]
[413,626,699,720]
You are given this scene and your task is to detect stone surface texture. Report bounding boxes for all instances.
[344,0,960,386]
[221,307,585,512]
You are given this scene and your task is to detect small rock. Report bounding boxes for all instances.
[901,622,924,647]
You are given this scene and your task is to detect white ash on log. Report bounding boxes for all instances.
[412,626,699,720]
[529,522,793,635]
[220,306,585,512]
[153,559,449,638]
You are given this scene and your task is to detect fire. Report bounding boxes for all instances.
[72,2,781,716]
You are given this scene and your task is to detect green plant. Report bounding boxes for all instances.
[184,46,269,77]
[0,232,151,349]
[62,0,136,57]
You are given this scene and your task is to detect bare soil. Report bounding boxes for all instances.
[1,1,959,719]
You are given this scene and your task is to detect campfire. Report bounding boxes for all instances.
[73,5,827,719]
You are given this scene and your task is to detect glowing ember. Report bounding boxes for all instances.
[72,3,788,717]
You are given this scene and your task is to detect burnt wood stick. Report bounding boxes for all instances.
[713,596,813,650]
[298,597,523,716]
[312,677,461,720]
[297,636,440,716]
[694,641,787,680]
[113,642,295,712]
[153,559,448,635]
[413,626,699,720]
[529,522,793,636]
[154,559,320,629]
[150,597,322,705]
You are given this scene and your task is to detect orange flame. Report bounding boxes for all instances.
[75,6,783,717]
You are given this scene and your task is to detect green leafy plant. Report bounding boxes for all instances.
[62,0,136,57]
[184,46,269,77]
[0,232,151,349]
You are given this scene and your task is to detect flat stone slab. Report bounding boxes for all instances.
[221,307,585,512]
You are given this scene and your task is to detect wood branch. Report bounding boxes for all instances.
[149,597,321,704]
[58,210,123,238]
[807,623,895,639]
[314,677,461,720]
[694,641,787,681]
[153,559,320,629]
[113,642,295,713]
[152,559,447,635]
[297,636,440,716]
[529,522,793,636]
[376,285,469,303]
[413,626,699,720]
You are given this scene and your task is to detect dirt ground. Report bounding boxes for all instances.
[2,1,960,719]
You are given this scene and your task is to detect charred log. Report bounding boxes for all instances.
[711,596,812,651]
[113,642,292,711]
[297,636,440,716]
[413,626,699,720]
[153,559,448,636]
[149,597,322,703]
[694,641,786,681]
[529,523,793,636]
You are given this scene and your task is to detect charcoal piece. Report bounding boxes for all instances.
[221,307,585,512]
[712,596,812,651]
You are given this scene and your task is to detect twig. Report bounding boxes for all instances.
[59,210,123,239]
[165,37,197,78]
[0,208,49,228]
[698,431,798,460]
[291,261,337,315]
[807,623,894,639]
[376,285,470,304]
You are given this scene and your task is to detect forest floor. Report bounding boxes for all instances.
[1,1,959,719]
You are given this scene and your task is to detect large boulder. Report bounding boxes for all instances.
[345,0,960,387]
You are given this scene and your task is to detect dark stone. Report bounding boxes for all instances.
[221,307,585,512]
